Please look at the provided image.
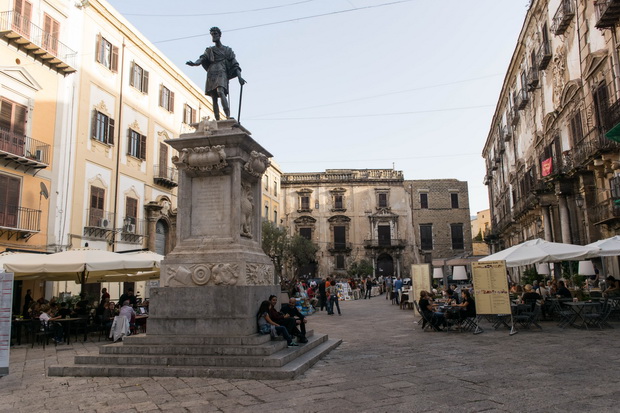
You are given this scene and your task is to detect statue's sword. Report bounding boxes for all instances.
[237,83,244,123]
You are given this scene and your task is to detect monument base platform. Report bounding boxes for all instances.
[48,331,341,380]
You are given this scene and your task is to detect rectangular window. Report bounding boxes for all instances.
[378,225,391,246]
[420,224,433,250]
[378,193,388,208]
[127,129,146,160]
[273,210,277,224]
[299,227,312,240]
[451,193,459,209]
[264,176,269,191]
[95,34,118,72]
[12,0,32,38]
[0,174,20,228]
[264,204,269,219]
[91,110,115,145]
[0,98,27,156]
[42,14,59,55]
[420,193,428,209]
[129,62,149,93]
[273,180,278,196]
[451,223,464,250]
[334,195,343,209]
[89,186,105,227]
[333,226,346,249]
[159,85,174,112]
[125,197,138,232]
[300,195,310,210]
[569,111,584,144]
[183,103,195,124]
[336,254,345,270]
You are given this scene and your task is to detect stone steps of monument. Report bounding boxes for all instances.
[74,332,325,368]
[120,330,315,347]
[100,330,315,357]
[48,337,342,380]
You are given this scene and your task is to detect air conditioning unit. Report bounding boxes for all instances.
[35,149,42,161]
[101,219,110,228]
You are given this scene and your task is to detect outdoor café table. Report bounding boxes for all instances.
[562,301,601,329]
[11,318,29,345]
[134,314,148,333]
[54,317,88,344]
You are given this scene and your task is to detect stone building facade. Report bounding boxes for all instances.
[280,170,472,279]
[482,0,620,275]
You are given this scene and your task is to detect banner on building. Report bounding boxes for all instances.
[411,264,432,303]
[0,272,14,377]
[541,157,553,177]
[472,261,511,315]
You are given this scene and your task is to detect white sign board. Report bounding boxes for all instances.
[0,272,14,376]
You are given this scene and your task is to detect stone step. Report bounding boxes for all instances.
[99,339,288,356]
[74,333,326,368]
[49,338,342,380]
[119,329,315,346]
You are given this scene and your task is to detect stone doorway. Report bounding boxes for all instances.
[376,253,394,277]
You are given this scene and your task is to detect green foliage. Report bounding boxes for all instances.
[473,229,483,242]
[521,267,543,286]
[261,220,319,286]
[347,259,374,278]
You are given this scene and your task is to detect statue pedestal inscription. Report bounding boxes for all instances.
[151,119,278,336]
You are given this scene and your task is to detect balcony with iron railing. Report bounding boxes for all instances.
[500,125,512,142]
[0,203,40,240]
[515,88,529,110]
[0,127,50,172]
[595,0,620,29]
[551,0,575,35]
[153,165,178,188]
[589,198,620,225]
[572,131,620,168]
[327,242,352,253]
[0,11,76,75]
[119,217,146,243]
[527,67,539,90]
[363,239,407,248]
[537,40,552,70]
[83,209,116,239]
[508,106,519,126]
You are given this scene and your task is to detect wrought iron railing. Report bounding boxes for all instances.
[594,0,620,29]
[0,11,76,67]
[551,0,575,35]
[0,203,40,231]
[537,40,552,70]
[153,165,178,185]
[590,198,620,224]
[363,239,407,248]
[0,127,50,164]
[85,208,116,229]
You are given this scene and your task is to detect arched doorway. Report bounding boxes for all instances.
[155,220,169,255]
[376,253,394,277]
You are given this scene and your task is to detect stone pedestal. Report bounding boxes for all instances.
[152,119,276,336]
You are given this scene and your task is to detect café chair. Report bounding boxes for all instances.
[413,300,440,332]
[551,300,574,329]
[513,304,542,330]
[30,319,53,348]
[583,299,613,330]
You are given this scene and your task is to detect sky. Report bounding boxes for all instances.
[106,0,529,215]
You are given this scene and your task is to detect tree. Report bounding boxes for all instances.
[287,235,319,279]
[347,259,374,278]
[261,220,288,279]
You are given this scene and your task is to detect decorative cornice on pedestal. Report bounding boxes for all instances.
[173,145,228,176]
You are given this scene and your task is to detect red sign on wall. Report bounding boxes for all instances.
[541,157,553,177]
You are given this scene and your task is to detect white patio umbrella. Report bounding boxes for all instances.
[3,248,158,284]
[479,238,599,268]
[586,235,620,257]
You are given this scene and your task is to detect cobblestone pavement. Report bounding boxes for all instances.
[2,295,620,413]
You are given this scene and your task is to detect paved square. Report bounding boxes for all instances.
[2,296,619,412]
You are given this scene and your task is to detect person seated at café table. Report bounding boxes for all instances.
[39,304,63,344]
[119,300,136,326]
[556,280,572,299]
[521,284,542,305]
[603,276,620,297]
[453,290,476,321]
[119,289,138,308]
[58,302,72,319]
[419,290,447,331]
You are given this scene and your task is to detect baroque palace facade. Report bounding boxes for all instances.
[483,0,620,274]
[280,170,473,279]
[0,0,213,300]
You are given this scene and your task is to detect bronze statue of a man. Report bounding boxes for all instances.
[186,27,246,120]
